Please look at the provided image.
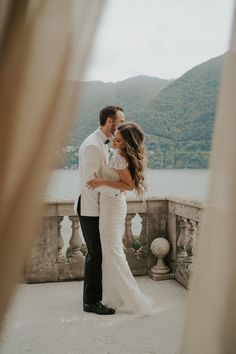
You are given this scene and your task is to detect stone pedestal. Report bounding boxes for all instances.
[25,217,59,283]
[175,259,192,289]
[58,256,85,281]
[148,271,174,281]
[149,237,173,281]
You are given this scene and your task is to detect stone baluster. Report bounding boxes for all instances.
[192,221,199,258]
[57,216,65,261]
[123,213,135,253]
[138,213,147,246]
[177,217,188,258]
[184,220,197,263]
[68,216,84,260]
[136,213,148,258]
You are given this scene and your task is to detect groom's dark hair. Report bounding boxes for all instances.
[99,106,124,126]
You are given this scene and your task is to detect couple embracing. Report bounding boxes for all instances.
[76,106,152,315]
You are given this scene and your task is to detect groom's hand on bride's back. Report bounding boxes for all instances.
[86,172,104,190]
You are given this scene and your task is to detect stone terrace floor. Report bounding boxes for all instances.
[0,277,187,354]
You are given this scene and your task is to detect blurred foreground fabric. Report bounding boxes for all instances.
[180,4,236,354]
[0,1,236,353]
[0,0,105,328]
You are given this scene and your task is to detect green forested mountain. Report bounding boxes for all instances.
[60,75,171,167]
[60,55,224,169]
[133,55,224,168]
[72,75,170,143]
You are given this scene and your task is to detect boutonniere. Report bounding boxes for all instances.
[108,147,114,161]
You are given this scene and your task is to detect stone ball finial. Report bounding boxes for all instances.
[151,237,170,258]
[150,237,171,275]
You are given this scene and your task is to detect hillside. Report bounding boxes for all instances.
[60,75,171,167]
[135,55,224,168]
[59,56,224,169]
[71,75,171,143]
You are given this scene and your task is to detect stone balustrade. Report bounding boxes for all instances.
[25,197,204,289]
[25,201,85,283]
[168,197,204,288]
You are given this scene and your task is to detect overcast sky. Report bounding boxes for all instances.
[84,0,235,82]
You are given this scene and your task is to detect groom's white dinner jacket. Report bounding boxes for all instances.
[76,127,118,217]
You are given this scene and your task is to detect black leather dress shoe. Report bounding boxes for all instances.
[83,301,115,315]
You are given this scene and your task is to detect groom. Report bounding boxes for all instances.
[76,106,125,315]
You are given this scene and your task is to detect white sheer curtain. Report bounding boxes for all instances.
[180,4,236,354]
[0,0,105,329]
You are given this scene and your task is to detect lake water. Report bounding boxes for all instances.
[46,169,210,201]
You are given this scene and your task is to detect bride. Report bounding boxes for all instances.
[87,122,153,315]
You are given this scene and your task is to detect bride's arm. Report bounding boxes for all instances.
[87,169,133,191]
[104,168,133,190]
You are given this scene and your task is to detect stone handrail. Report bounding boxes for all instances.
[25,197,205,288]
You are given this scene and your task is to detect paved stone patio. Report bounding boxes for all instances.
[0,278,187,354]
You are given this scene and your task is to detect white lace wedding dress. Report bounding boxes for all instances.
[98,151,153,314]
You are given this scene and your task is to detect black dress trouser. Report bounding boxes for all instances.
[77,196,102,305]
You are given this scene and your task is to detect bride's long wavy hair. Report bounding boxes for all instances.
[117,122,147,198]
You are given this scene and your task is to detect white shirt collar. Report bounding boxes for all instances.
[95,127,110,144]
